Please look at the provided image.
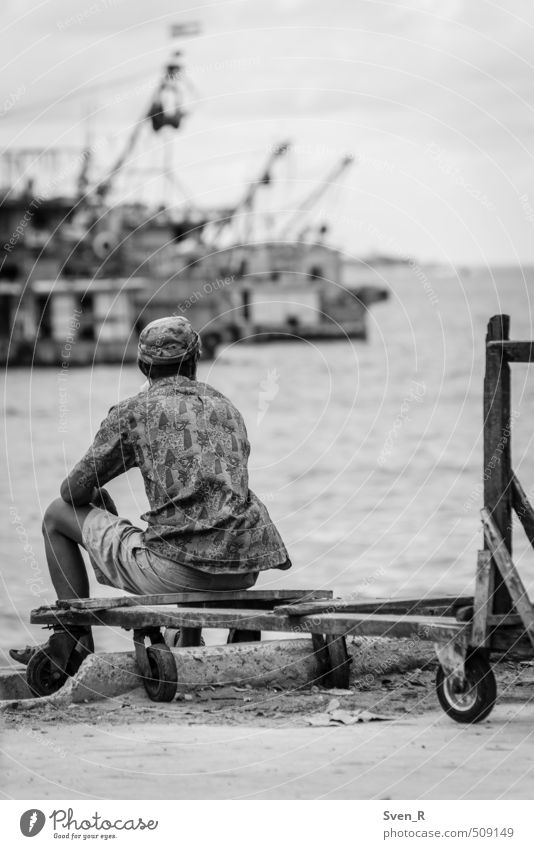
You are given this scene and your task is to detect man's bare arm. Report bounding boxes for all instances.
[60,475,95,506]
[60,404,134,509]
[60,477,119,515]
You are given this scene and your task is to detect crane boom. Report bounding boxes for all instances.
[209,140,291,242]
[93,113,148,201]
[280,154,354,238]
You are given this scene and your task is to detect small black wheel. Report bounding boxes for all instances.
[325,635,352,689]
[165,628,205,647]
[143,644,178,702]
[26,648,68,698]
[164,628,181,647]
[436,652,496,724]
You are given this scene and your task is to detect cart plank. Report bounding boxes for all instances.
[487,340,534,362]
[482,508,534,644]
[30,605,469,644]
[512,472,534,550]
[274,596,473,617]
[55,589,332,611]
[484,316,514,616]
[472,550,492,648]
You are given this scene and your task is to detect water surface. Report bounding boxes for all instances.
[3,264,534,657]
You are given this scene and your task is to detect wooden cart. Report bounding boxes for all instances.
[29,589,473,702]
[28,315,534,722]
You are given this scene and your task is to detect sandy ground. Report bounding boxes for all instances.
[2,661,534,799]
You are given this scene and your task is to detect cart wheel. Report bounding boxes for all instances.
[436,652,496,724]
[26,648,69,698]
[164,628,181,648]
[143,645,178,702]
[164,628,205,648]
[325,635,352,689]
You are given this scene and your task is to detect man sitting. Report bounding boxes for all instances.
[11,316,290,668]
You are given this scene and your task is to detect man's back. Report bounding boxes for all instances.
[71,374,289,574]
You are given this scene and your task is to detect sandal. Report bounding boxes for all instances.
[10,626,94,668]
[9,645,42,666]
[25,626,95,698]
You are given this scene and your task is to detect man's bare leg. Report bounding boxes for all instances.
[42,497,94,600]
[9,498,95,665]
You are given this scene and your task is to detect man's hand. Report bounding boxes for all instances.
[90,487,119,516]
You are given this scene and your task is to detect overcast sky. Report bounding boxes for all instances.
[1,0,534,264]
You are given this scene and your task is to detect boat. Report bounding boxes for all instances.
[0,30,389,367]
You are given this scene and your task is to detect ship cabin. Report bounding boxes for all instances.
[177,242,386,342]
[29,278,147,365]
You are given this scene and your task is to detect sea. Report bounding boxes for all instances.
[3,263,534,659]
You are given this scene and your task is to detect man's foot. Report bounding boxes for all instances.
[9,628,94,667]
[9,645,42,665]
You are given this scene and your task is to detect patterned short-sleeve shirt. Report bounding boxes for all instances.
[67,376,291,574]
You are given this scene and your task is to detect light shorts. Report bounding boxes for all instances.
[81,507,259,595]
